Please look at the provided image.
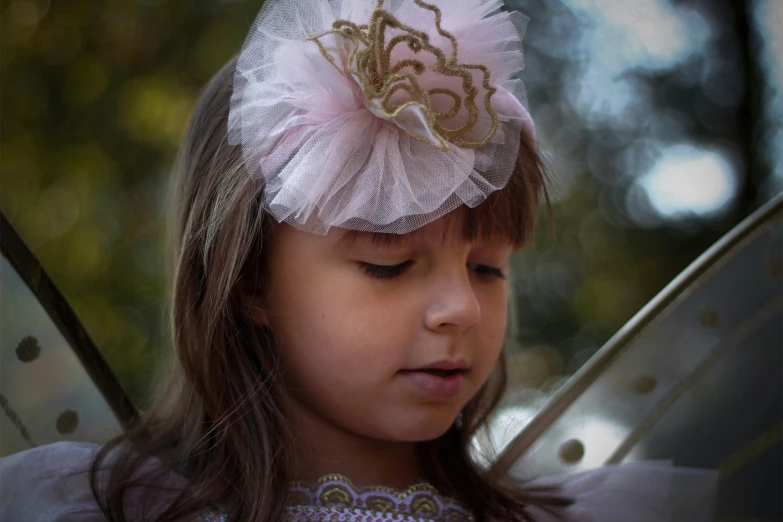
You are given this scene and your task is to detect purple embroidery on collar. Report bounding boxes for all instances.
[285,474,476,522]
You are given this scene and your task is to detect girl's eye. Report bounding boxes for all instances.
[468,263,506,280]
[360,260,414,279]
[360,261,505,280]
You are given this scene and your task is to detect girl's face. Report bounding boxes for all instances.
[256,212,512,443]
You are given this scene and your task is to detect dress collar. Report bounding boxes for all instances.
[285,473,476,521]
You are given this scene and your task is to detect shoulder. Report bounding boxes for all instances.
[1,440,101,471]
[0,442,191,522]
[0,442,104,521]
[522,461,719,522]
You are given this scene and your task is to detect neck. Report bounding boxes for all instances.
[287,398,421,489]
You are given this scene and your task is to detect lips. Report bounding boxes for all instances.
[414,368,465,378]
[408,358,469,372]
[398,359,469,399]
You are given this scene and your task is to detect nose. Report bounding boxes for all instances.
[423,269,481,333]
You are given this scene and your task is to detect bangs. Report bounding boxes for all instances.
[338,134,547,249]
[462,135,547,248]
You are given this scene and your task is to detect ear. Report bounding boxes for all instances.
[244,293,270,327]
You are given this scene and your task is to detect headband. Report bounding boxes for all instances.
[228,0,534,234]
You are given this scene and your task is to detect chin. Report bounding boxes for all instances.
[386,409,461,442]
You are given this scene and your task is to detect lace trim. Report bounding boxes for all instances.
[286,505,475,522]
[286,474,475,521]
[200,474,476,522]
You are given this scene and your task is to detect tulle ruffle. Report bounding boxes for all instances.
[228,0,535,235]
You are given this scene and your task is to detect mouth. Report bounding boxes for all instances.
[404,357,469,375]
[398,367,468,399]
[403,368,467,378]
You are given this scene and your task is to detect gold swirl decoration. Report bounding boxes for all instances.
[307,0,498,151]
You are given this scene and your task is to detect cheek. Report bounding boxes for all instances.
[472,288,509,376]
[268,265,416,380]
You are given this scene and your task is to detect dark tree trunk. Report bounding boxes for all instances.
[729,0,764,213]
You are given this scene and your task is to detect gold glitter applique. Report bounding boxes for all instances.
[410,493,440,515]
[321,484,355,505]
[365,495,396,513]
[306,0,498,152]
[285,491,310,506]
[445,508,474,522]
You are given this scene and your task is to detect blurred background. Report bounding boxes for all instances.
[1,0,781,411]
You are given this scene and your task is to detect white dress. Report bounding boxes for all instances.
[0,442,718,521]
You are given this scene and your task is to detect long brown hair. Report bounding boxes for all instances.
[89,57,567,522]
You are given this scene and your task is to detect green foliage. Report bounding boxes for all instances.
[1,0,262,405]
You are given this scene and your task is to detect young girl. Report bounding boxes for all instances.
[0,0,717,520]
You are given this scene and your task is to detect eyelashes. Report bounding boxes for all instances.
[359,261,506,280]
[360,260,414,279]
[467,262,506,280]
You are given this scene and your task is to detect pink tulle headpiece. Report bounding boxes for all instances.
[228,0,535,235]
